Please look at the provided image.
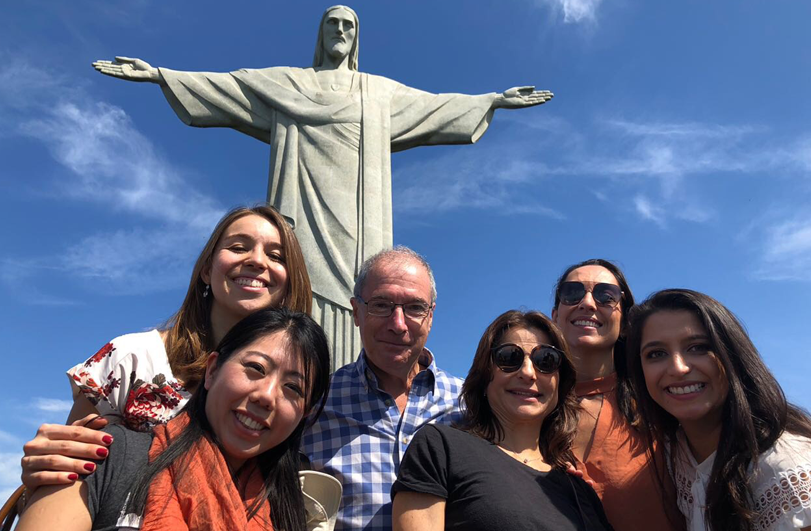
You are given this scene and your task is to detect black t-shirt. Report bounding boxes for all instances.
[85,424,153,530]
[392,424,614,531]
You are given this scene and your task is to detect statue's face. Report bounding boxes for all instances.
[321,7,356,60]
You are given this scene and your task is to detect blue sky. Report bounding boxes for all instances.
[2,0,810,498]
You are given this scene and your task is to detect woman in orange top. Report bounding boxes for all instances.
[551,259,683,531]
[15,307,331,531]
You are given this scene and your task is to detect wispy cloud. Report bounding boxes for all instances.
[34,398,73,413]
[0,57,224,299]
[752,217,811,282]
[393,144,565,220]
[0,452,23,502]
[633,194,665,227]
[535,0,603,24]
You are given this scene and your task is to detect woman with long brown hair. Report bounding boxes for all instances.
[391,310,612,530]
[626,289,811,531]
[20,205,312,487]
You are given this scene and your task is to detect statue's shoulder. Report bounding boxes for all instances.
[233,66,317,86]
[359,71,401,92]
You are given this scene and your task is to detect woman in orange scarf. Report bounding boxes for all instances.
[16,307,331,531]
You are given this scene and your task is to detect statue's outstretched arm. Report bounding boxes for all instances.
[92,56,164,85]
[493,86,554,109]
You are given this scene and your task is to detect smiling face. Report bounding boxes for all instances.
[321,7,356,61]
[350,257,434,381]
[552,265,623,354]
[486,327,559,430]
[202,214,289,329]
[204,331,306,470]
[640,310,729,433]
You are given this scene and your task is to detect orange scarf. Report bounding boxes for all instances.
[141,413,273,531]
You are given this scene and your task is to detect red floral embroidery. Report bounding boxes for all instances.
[68,336,190,432]
[85,343,114,366]
[124,372,186,431]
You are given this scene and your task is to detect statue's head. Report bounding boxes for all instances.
[313,5,359,71]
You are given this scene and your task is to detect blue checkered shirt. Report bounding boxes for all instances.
[301,348,464,531]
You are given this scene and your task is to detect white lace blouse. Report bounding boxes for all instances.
[673,430,811,530]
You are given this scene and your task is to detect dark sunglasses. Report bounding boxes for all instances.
[492,344,563,374]
[558,281,623,308]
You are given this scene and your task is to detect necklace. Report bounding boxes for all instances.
[497,444,543,464]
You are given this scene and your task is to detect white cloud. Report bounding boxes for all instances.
[0,452,22,493]
[0,58,225,299]
[19,100,222,232]
[393,145,565,220]
[535,0,603,24]
[34,398,73,413]
[753,218,811,282]
[633,194,665,227]
[0,431,20,446]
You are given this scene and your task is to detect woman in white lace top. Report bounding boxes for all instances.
[625,289,811,531]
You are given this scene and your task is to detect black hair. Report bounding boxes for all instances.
[626,289,811,531]
[127,308,331,531]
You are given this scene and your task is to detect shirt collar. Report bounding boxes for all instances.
[356,348,438,395]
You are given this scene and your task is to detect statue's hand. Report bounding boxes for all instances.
[495,86,554,109]
[92,56,160,83]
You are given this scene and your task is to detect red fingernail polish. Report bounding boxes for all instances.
[102,435,113,445]
[68,473,79,480]
[96,448,109,457]
[84,463,96,471]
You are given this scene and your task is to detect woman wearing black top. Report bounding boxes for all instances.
[392,310,613,531]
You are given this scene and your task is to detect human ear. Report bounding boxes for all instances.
[350,297,361,327]
[203,352,220,390]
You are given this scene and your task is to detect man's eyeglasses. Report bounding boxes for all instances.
[356,297,433,319]
[558,281,623,308]
[492,344,563,374]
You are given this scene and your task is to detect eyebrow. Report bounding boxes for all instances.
[641,334,710,351]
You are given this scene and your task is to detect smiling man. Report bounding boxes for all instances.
[301,246,463,531]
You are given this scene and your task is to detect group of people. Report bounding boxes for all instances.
[11,203,811,531]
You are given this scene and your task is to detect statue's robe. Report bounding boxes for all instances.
[159,66,497,368]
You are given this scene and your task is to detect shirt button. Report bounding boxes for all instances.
[385,400,393,407]
[402,436,409,444]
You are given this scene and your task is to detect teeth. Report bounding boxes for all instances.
[667,383,705,395]
[573,320,601,328]
[510,390,540,397]
[235,278,265,288]
[235,412,264,430]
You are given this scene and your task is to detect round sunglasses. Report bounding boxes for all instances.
[491,344,563,374]
[558,281,623,308]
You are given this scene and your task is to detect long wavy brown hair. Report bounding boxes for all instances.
[459,310,580,469]
[626,289,811,531]
[163,205,312,390]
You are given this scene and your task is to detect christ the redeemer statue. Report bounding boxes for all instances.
[93,5,553,369]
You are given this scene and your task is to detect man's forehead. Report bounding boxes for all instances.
[364,258,431,298]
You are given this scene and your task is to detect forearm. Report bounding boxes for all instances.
[15,481,92,531]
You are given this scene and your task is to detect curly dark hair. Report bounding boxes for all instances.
[459,309,580,469]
